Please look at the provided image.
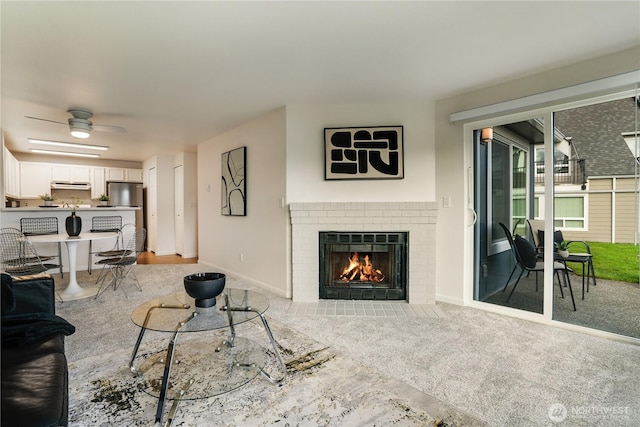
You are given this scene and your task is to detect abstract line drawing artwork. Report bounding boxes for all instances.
[324,126,404,180]
[221,146,246,216]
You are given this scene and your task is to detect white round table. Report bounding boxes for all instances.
[27,232,119,301]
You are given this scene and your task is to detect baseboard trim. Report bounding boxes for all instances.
[436,293,464,306]
[197,261,288,298]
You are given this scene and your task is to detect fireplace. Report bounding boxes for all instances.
[290,202,437,304]
[319,232,407,300]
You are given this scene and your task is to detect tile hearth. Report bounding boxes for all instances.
[286,300,445,318]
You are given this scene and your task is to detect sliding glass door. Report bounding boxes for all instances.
[549,93,640,338]
[472,89,639,338]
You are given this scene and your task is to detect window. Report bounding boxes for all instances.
[535,195,586,229]
[534,146,570,178]
[512,146,528,236]
[554,196,585,229]
[491,140,511,244]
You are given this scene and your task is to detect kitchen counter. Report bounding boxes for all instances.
[2,206,140,212]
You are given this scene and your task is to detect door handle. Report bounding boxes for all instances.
[468,208,477,227]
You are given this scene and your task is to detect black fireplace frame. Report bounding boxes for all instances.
[319,231,408,300]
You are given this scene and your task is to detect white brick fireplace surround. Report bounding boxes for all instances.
[290,202,438,303]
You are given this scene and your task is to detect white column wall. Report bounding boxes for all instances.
[197,108,288,297]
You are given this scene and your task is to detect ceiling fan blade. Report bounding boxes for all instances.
[93,124,127,134]
[25,116,67,126]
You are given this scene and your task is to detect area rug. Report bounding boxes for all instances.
[68,315,482,426]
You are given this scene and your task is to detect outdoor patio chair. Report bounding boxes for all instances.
[527,219,596,299]
[19,217,63,277]
[499,223,576,311]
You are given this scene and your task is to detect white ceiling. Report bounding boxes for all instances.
[2,1,639,162]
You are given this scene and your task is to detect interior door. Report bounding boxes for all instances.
[174,165,184,256]
[147,166,157,253]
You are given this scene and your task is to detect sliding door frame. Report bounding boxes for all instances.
[463,88,640,343]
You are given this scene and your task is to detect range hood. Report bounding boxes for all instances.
[51,181,91,190]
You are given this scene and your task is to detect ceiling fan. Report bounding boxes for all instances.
[25,109,127,139]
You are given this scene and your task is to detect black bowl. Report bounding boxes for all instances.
[183,273,226,308]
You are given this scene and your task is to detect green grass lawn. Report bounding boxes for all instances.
[566,242,639,283]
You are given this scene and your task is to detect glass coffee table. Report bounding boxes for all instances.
[129,289,286,426]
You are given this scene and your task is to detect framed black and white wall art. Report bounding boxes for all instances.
[221,146,246,216]
[324,126,404,180]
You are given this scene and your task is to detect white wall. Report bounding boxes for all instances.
[286,102,436,202]
[434,46,640,305]
[197,108,288,297]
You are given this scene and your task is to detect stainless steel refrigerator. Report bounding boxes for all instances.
[106,181,144,227]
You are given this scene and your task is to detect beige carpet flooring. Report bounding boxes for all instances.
[53,264,640,426]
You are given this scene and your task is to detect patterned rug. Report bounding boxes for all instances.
[68,315,482,426]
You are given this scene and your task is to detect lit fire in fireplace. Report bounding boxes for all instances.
[338,252,385,282]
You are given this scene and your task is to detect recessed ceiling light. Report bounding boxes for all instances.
[30,149,100,158]
[28,138,108,151]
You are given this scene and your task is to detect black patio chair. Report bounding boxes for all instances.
[527,219,596,300]
[499,222,576,311]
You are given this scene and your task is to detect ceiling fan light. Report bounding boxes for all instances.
[71,129,90,138]
[68,118,92,138]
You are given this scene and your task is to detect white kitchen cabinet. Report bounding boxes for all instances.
[105,167,142,182]
[92,167,106,199]
[51,165,91,182]
[125,168,143,182]
[4,147,20,198]
[105,167,125,182]
[20,162,51,198]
